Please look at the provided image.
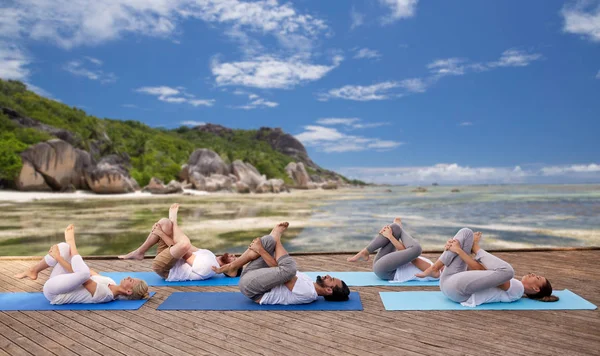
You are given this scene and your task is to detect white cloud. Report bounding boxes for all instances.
[316,117,390,129]
[350,7,364,30]
[321,48,543,101]
[354,48,381,60]
[319,81,401,101]
[399,78,427,93]
[488,49,542,68]
[339,163,600,184]
[211,55,343,89]
[379,0,419,23]
[0,43,30,80]
[541,163,600,176]
[63,59,117,83]
[122,104,138,108]
[561,1,600,42]
[459,122,473,126]
[0,42,53,97]
[428,58,467,76]
[180,120,206,127]
[317,118,360,126]
[295,125,401,153]
[596,70,600,79]
[135,86,215,107]
[1,0,328,50]
[235,96,279,110]
[84,56,103,65]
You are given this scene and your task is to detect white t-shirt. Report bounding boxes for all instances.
[461,278,525,307]
[51,275,115,305]
[166,249,221,282]
[259,272,318,305]
[391,256,439,283]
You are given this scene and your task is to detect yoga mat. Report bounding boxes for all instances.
[304,272,439,287]
[157,292,363,311]
[0,292,155,311]
[101,272,239,286]
[380,290,597,310]
[102,271,437,287]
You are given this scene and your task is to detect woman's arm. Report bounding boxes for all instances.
[448,241,486,271]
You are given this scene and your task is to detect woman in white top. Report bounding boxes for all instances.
[416,228,559,306]
[348,217,436,283]
[16,225,149,304]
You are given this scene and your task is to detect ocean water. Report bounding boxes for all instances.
[0,185,598,256]
[289,184,600,252]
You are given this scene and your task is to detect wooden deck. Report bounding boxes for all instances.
[1,251,599,356]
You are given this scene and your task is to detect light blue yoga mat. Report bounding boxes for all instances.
[0,292,155,311]
[101,272,239,286]
[102,271,438,287]
[380,290,597,310]
[304,272,439,287]
[157,291,363,311]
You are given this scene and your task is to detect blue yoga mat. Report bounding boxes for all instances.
[157,291,363,311]
[0,292,155,311]
[101,272,239,286]
[380,290,597,310]
[103,271,438,287]
[304,272,439,287]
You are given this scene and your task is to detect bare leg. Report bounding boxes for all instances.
[64,224,79,256]
[119,221,174,260]
[213,222,289,276]
[168,204,193,259]
[15,258,50,280]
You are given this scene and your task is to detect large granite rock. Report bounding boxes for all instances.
[189,172,234,192]
[85,155,137,194]
[142,177,183,195]
[321,181,338,190]
[231,160,265,190]
[185,149,230,177]
[285,162,312,188]
[255,127,316,167]
[16,139,91,191]
[256,179,286,193]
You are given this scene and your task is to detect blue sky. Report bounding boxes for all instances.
[1,0,599,184]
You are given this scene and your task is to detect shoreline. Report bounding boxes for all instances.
[0,187,361,203]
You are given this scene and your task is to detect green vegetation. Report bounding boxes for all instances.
[0,79,325,187]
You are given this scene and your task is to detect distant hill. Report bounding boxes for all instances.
[0,79,364,188]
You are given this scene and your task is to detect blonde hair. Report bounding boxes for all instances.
[125,279,149,300]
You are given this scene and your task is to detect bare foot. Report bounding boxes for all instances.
[118,250,145,260]
[393,217,402,227]
[347,248,370,262]
[212,263,239,278]
[15,268,38,280]
[64,224,76,248]
[169,203,180,224]
[270,222,289,241]
[415,266,441,279]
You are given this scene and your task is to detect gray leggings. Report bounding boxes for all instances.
[439,228,515,302]
[239,235,297,301]
[366,223,423,280]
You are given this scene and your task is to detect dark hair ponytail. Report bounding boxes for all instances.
[525,278,559,302]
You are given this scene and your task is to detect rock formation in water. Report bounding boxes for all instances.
[84,154,138,194]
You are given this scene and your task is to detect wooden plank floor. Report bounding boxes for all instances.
[1,251,599,356]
